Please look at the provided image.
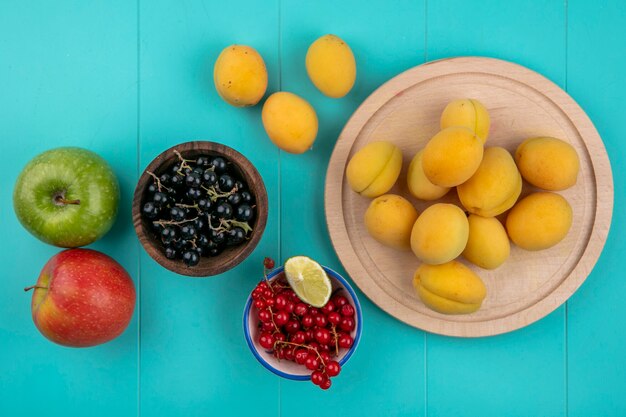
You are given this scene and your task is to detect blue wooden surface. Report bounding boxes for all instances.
[0,1,624,416]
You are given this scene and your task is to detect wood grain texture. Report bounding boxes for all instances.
[325,57,613,337]
[133,141,268,277]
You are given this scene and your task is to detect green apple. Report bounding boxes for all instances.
[13,147,119,247]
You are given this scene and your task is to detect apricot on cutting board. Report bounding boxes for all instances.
[413,261,487,314]
[364,194,418,250]
[407,150,450,201]
[506,192,573,251]
[463,214,510,269]
[422,127,484,187]
[410,203,469,265]
[515,137,580,191]
[440,98,490,143]
[346,141,402,198]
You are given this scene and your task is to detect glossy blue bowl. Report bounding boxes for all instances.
[243,265,363,381]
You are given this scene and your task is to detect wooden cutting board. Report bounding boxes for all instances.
[324,57,613,337]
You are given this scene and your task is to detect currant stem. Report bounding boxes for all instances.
[146,171,172,193]
[24,285,47,292]
[273,340,326,370]
[153,216,198,227]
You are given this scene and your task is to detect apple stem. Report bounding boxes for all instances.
[56,197,80,205]
[24,285,48,292]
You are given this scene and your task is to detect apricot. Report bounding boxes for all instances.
[306,34,356,98]
[506,192,573,251]
[214,45,267,107]
[463,215,510,269]
[515,137,580,191]
[407,150,450,200]
[457,147,522,217]
[413,261,487,314]
[364,195,418,250]
[422,127,484,187]
[261,92,318,154]
[440,99,490,143]
[410,203,469,265]
[346,141,402,198]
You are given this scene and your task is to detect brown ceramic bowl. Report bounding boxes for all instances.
[132,141,268,277]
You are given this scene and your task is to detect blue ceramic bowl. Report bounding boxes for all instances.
[243,265,363,381]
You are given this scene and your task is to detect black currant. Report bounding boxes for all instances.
[206,239,224,257]
[180,224,197,239]
[226,227,246,246]
[170,207,186,222]
[209,229,226,244]
[185,173,202,188]
[147,183,158,194]
[193,217,205,231]
[182,250,200,267]
[170,174,184,188]
[152,192,169,207]
[240,190,254,204]
[234,180,245,191]
[198,198,212,212]
[227,192,241,206]
[235,204,254,222]
[210,157,227,174]
[192,167,204,176]
[215,202,233,219]
[143,202,159,219]
[202,169,217,186]
[196,156,210,167]
[170,163,181,174]
[197,234,210,247]
[161,227,177,243]
[186,187,203,200]
[164,246,178,259]
[159,173,172,186]
[218,174,235,192]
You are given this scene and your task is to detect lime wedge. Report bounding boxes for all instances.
[284,256,332,307]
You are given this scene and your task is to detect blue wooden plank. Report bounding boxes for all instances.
[426,1,567,416]
[279,0,426,414]
[0,1,139,416]
[137,1,281,415]
[567,1,626,415]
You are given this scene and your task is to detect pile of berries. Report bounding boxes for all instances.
[141,150,255,267]
[251,258,356,390]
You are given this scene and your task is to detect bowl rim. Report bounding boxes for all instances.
[242,265,363,381]
[132,140,268,277]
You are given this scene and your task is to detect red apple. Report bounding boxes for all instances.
[26,248,136,347]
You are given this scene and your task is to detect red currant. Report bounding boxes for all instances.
[319,351,331,364]
[290,331,306,344]
[318,344,330,352]
[274,333,286,343]
[332,295,348,307]
[294,349,308,365]
[314,314,327,328]
[327,312,341,325]
[263,289,273,299]
[338,333,353,349]
[311,370,325,386]
[274,294,288,310]
[321,301,335,315]
[294,303,308,316]
[281,289,296,300]
[252,289,262,300]
[274,348,285,359]
[263,257,275,269]
[254,299,266,309]
[258,309,272,323]
[308,341,320,351]
[259,332,275,349]
[340,304,355,317]
[301,315,314,328]
[284,301,295,314]
[265,297,275,308]
[339,317,355,332]
[305,355,319,371]
[261,321,274,332]
[314,328,331,345]
[284,347,295,361]
[284,320,300,333]
[274,311,289,326]
[308,307,320,316]
[304,330,315,342]
[326,361,341,377]
[319,378,332,390]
